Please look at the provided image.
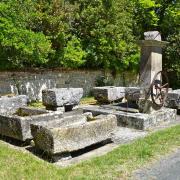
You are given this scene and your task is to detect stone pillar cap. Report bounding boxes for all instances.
[138,40,169,47]
[144,31,161,41]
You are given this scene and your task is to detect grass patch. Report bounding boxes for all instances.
[80,96,97,105]
[28,101,44,108]
[28,97,96,108]
[0,125,179,179]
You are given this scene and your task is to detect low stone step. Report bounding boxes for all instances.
[30,114,117,155]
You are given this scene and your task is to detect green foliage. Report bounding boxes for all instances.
[63,36,86,68]
[71,0,139,71]
[0,0,139,72]
[133,0,180,88]
[164,32,180,88]
[0,0,179,88]
[0,0,53,69]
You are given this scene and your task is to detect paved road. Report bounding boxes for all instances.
[133,149,180,180]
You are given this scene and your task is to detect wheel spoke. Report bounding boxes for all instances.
[150,71,169,107]
[161,83,168,88]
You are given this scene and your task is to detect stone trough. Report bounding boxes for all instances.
[0,107,62,141]
[30,114,117,157]
[83,105,176,130]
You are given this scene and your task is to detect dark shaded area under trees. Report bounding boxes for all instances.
[0,0,179,88]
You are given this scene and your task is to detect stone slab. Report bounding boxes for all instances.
[0,95,28,114]
[0,107,63,141]
[101,103,139,113]
[31,114,117,154]
[42,88,83,108]
[93,86,125,103]
[165,89,180,109]
[125,87,141,102]
[83,106,176,130]
[32,114,87,129]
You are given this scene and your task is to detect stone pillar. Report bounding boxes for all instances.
[139,31,167,92]
[138,31,168,113]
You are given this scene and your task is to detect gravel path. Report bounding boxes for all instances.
[132,149,180,180]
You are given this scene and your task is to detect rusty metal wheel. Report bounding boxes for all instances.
[150,71,169,107]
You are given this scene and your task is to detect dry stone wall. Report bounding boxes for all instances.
[0,70,138,101]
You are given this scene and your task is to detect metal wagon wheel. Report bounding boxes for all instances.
[150,71,169,107]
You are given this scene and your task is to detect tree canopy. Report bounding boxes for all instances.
[0,0,179,86]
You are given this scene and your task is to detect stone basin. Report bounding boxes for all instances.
[30,114,117,155]
[0,107,62,141]
[83,105,176,130]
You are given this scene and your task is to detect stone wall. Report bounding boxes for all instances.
[0,70,138,101]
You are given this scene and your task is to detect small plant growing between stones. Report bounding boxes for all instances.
[14,108,29,117]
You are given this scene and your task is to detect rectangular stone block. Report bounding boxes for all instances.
[30,114,117,154]
[0,95,28,114]
[83,106,176,130]
[93,86,126,103]
[42,88,83,108]
[125,87,140,101]
[0,107,62,141]
[144,31,161,41]
[165,89,180,109]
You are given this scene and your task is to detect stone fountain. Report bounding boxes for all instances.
[0,31,178,163]
[83,31,177,130]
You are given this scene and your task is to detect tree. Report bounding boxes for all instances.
[0,0,53,69]
[69,0,139,72]
[132,0,180,88]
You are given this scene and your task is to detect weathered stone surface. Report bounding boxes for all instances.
[93,86,125,103]
[42,88,83,108]
[138,31,168,96]
[144,31,161,41]
[165,89,180,109]
[83,106,176,130]
[101,103,139,113]
[125,87,141,101]
[0,95,28,114]
[0,107,62,141]
[32,114,87,128]
[31,114,117,154]
[138,98,163,113]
